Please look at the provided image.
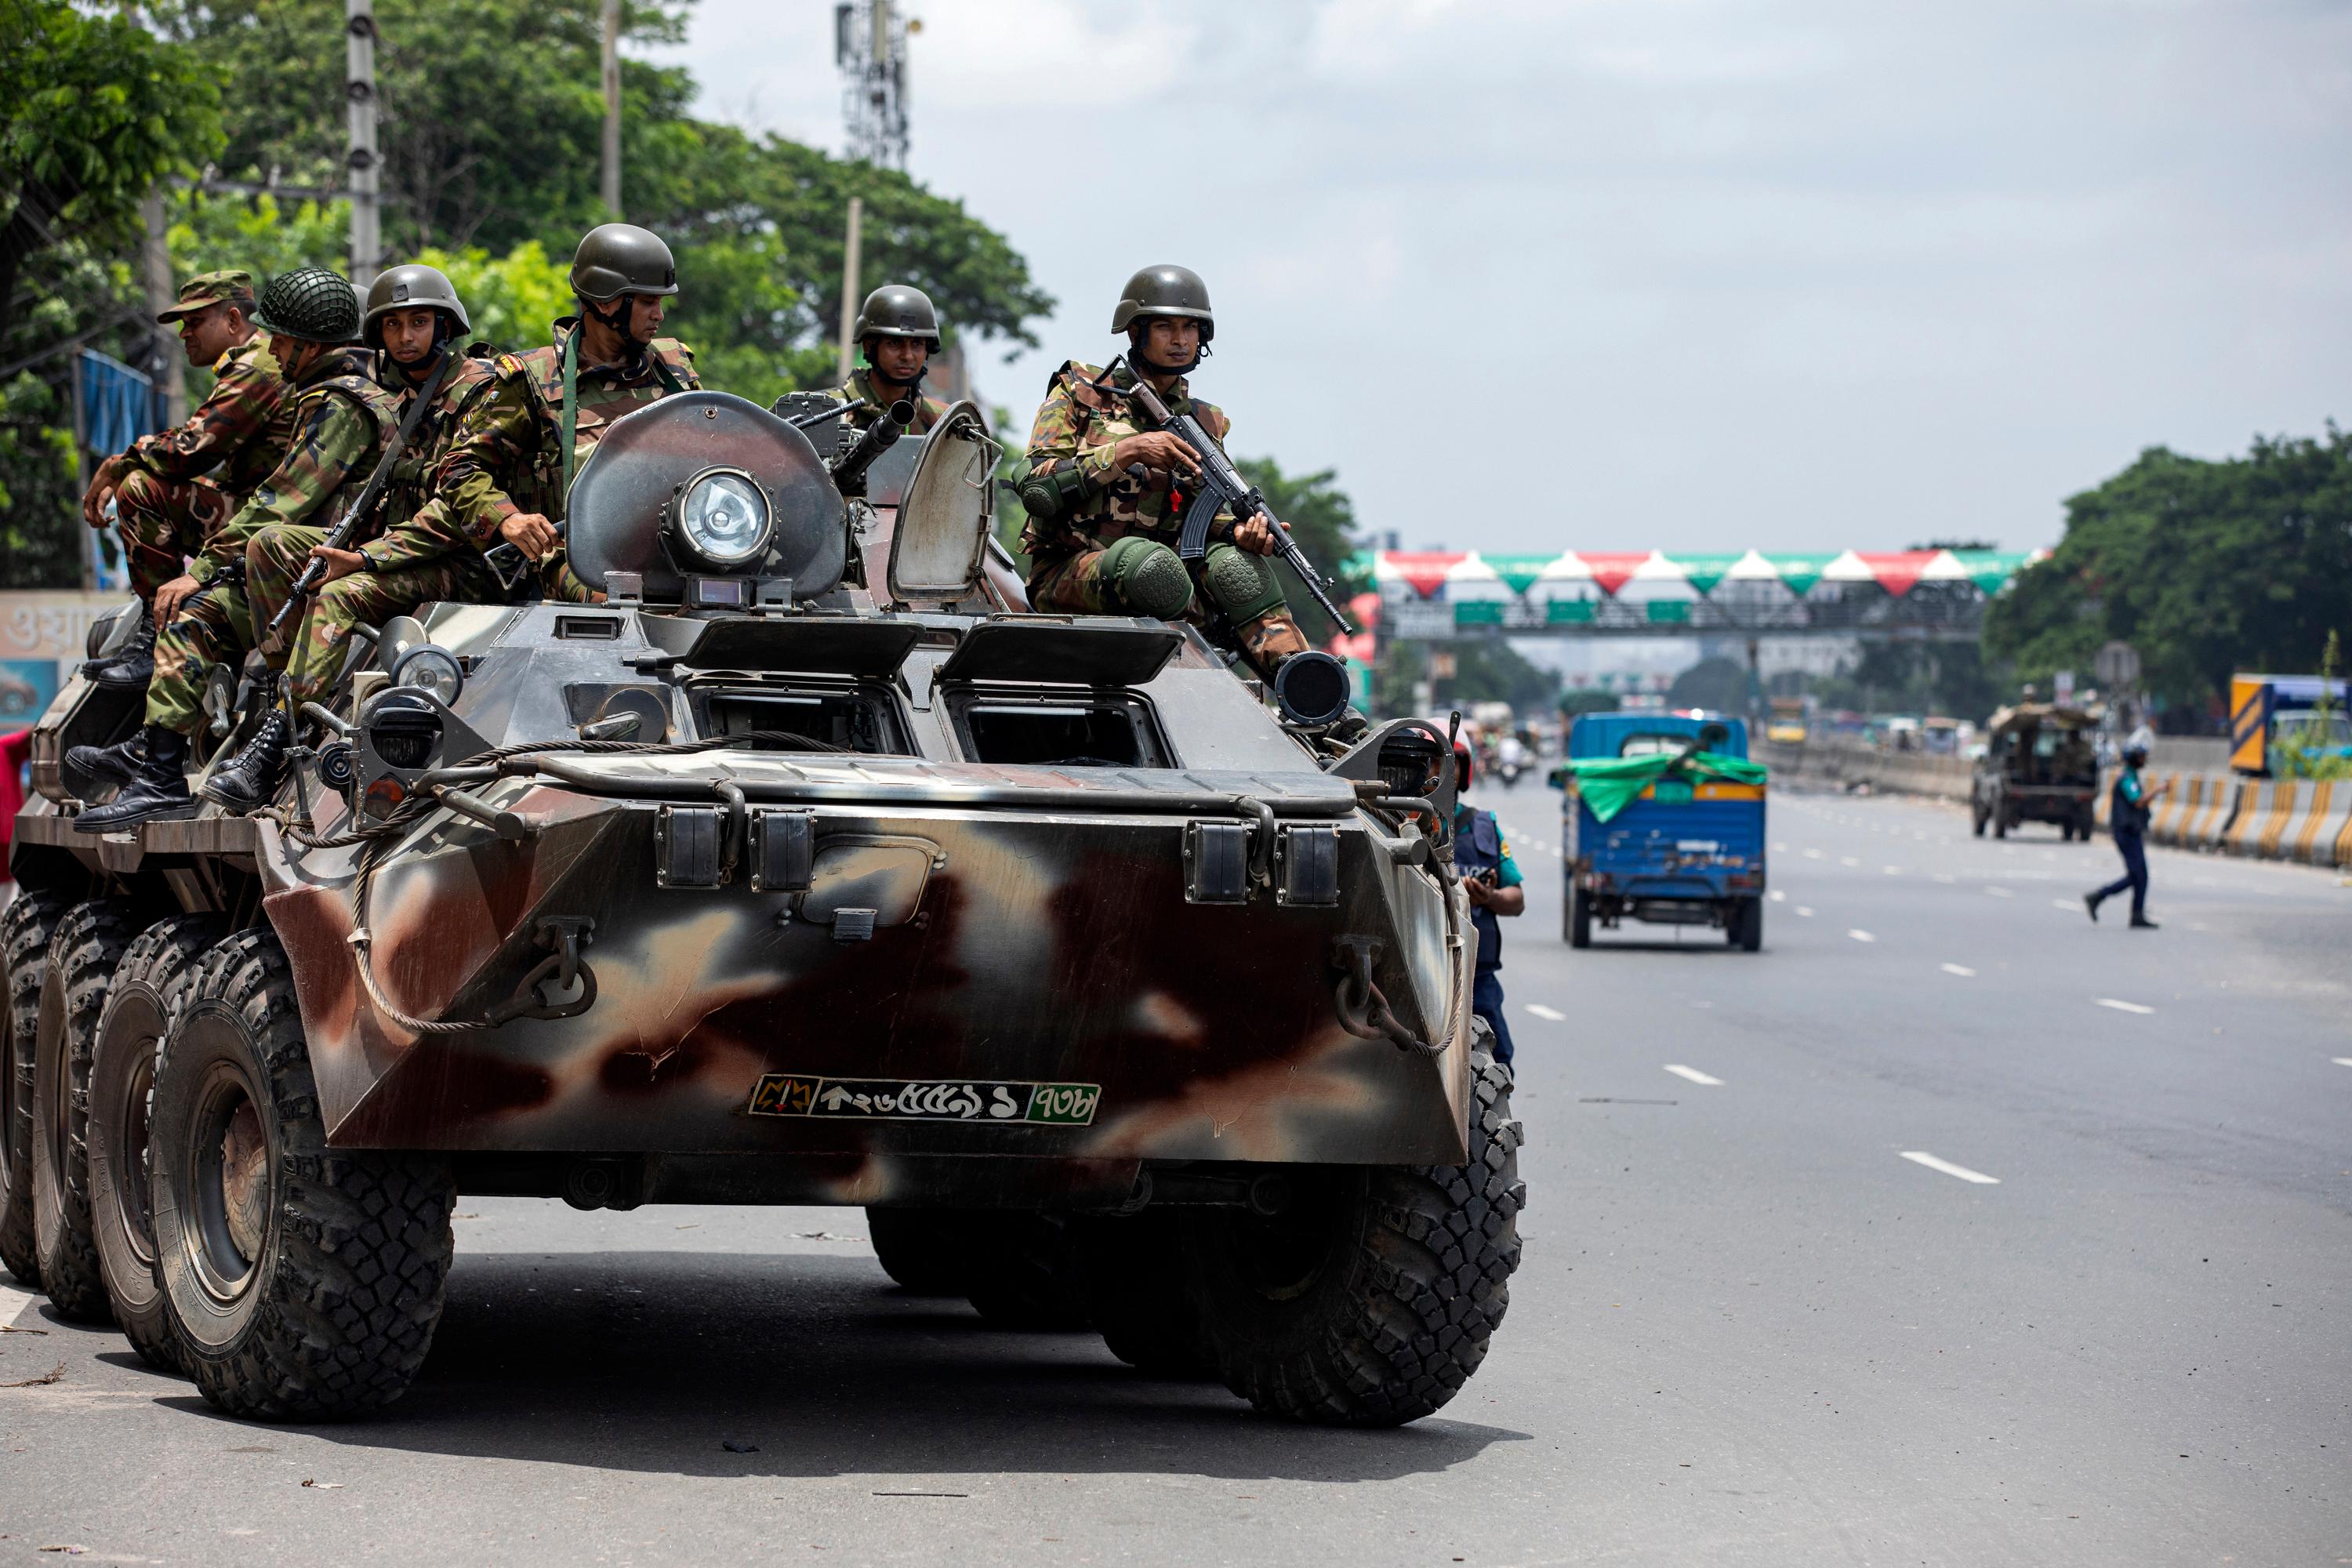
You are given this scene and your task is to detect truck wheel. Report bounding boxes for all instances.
[1734,898,1764,953]
[1183,1042,1523,1426]
[1972,805,1987,837]
[865,1207,977,1295]
[2060,819,2074,842]
[32,899,150,1322]
[88,913,225,1372]
[1,887,71,1287]
[1076,1211,1214,1377]
[964,1211,1091,1330]
[152,928,456,1420]
[1567,885,1592,949]
[1994,812,2009,839]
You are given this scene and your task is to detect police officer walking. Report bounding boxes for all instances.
[1453,742,1526,1066]
[2085,739,2169,928]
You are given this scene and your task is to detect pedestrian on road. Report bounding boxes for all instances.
[2086,741,2168,929]
[1454,741,1526,1065]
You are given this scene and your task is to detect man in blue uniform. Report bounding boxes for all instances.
[1454,742,1526,1065]
[2085,740,2169,928]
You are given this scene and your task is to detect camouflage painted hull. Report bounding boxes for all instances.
[259,759,1475,1187]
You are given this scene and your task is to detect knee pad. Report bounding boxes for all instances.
[1102,535,1194,620]
[1200,543,1285,625]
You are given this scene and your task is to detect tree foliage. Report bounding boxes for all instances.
[1984,430,2352,713]
[1233,457,1367,647]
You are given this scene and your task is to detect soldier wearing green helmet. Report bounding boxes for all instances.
[431,223,700,587]
[843,282,949,436]
[1020,264,1312,682]
[76,264,405,829]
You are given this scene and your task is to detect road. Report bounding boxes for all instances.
[3,785,2347,1566]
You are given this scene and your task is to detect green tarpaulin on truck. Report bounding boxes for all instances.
[1555,750,1769,824]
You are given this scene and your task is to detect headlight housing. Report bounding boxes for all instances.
[666,466,773,569]
[390,642,465,705]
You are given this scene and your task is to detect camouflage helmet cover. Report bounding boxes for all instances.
[364,262,471,347]
[1111,263,1214,342]
[251,265,363,344]
[853,283,943,351]
[570,223,679,303]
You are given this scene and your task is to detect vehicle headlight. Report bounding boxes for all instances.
[671,466,772,568]
[391,644,465,705]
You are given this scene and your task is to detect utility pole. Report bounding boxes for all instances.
[140,191,185,423]
[346,0,380,288]
[601,0,622,215]
[834,195,862,385]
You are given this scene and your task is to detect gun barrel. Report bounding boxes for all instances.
[830,400,915,495]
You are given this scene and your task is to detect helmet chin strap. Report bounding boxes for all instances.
[584,294,655,349]
[1128,327,1206,378]
[862,340,928,394]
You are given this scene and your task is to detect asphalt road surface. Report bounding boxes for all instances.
[3,784,2347,1566]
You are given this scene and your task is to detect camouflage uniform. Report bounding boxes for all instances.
[145,347,399,733]
[433,318,699,574]
[109,299,296,601]
[1022,358,1307,671]
[244,349,503,704]
[844,368,948,435]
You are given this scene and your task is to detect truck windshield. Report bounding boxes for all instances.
[1619,735,1698,757]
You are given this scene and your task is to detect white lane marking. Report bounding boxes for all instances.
[1848,928,1876,943]
[2052,898,2080,912]
[1664,1064,1724,1086]
[1883,866,1902,875]
[1803,848,1824,859]
[1941,963,1976,977]
[1902,1151,2001,1185]
[1795,906,1815,916]
[0,1282,35,1325]
[1933,873,1957,884]
[2332,1058,2352,1069]
[1550,846,1564,858]
[1524,1004,1567,1022]
[1773,841,1790,852]
[1986,886,2014,898]
[2095,997,2154,1015]
[1839,856,1861,867]
[1769,889,1786,902]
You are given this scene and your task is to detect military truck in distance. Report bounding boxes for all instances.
[2,391,1521,1426]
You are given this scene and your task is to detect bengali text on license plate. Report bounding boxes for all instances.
[746,1074,1102,1126]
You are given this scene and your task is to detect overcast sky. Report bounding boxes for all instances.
[649,0,2350,556]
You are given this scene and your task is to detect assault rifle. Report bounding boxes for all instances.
[1094,358,1354,634]
[267,353,455,637]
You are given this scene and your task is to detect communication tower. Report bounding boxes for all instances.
[835,0,914,169]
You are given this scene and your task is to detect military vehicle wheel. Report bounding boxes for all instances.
[88,914,226,1371]
[1566,884,1592,948]
[1994,811,2009,838]
[865,1207,976,1295]
[32,899,151,1322]
[1972,805,1988,837]
[153,929,456,1420]
[1076,1211,1213,1377]
[1,887,71,1287]
[964,1212,1091,1330]
[1729,897,1763,953]
[1185,1044,1523,1426]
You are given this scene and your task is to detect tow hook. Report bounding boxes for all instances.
[486,916,599,1025]
[1330,935,1443,1057]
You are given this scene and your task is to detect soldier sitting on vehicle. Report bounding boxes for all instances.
[842,283,950,436]
[78,270,296,698]
[430,223,699,597]
[72,267,396,830]
[1018,264,1313,685]
[240,263,502,739]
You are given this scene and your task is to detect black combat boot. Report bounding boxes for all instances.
[83,608,158,691]
[200,706,292,813]
[64,728,151,789]
[74,725,194,833]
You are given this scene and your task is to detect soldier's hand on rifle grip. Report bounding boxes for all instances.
[1235,513,1286,556]
[499,511,562,560]
[1110,430,1202,481]
[307,544,368,585]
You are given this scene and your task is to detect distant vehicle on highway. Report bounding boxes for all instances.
[2229,673,2352,776]
[1553,711,1768,951]
[1973,702,2100,838]
[1766,696,1806,746]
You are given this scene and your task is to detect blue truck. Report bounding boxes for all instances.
[1554,712,1768,951]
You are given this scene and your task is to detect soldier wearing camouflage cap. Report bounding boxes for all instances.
[1019,264,1312,683]
[77,265,406,830]
[241,263,504,725]
[78,269,297,695]
[842,283,949,437]
[430,223,699,597]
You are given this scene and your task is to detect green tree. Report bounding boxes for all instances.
[1232,456,1367,645]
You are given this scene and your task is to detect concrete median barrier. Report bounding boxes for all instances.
[2224,779,2296,858]
[2281,779,2344,865]
[2150,775,2205,846]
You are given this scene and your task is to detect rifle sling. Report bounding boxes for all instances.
[332,350,453,544]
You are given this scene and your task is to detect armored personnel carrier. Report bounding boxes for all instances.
[1,392,1521,1425]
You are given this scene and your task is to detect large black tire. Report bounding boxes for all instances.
[964,1211,1091,1330]
[88,913,226,1372]
[1567,884,1592,949]
[32,899,149,1322]
[1733,896,1764,953]
[1184,1043,1524,1425]
[865,1207,978,1295]
[152,928,456,1420]
[1,887,71,1287]
[1075,1210,1214,1377]
[1994,811,2009,839]
[1972,804,1988,837]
